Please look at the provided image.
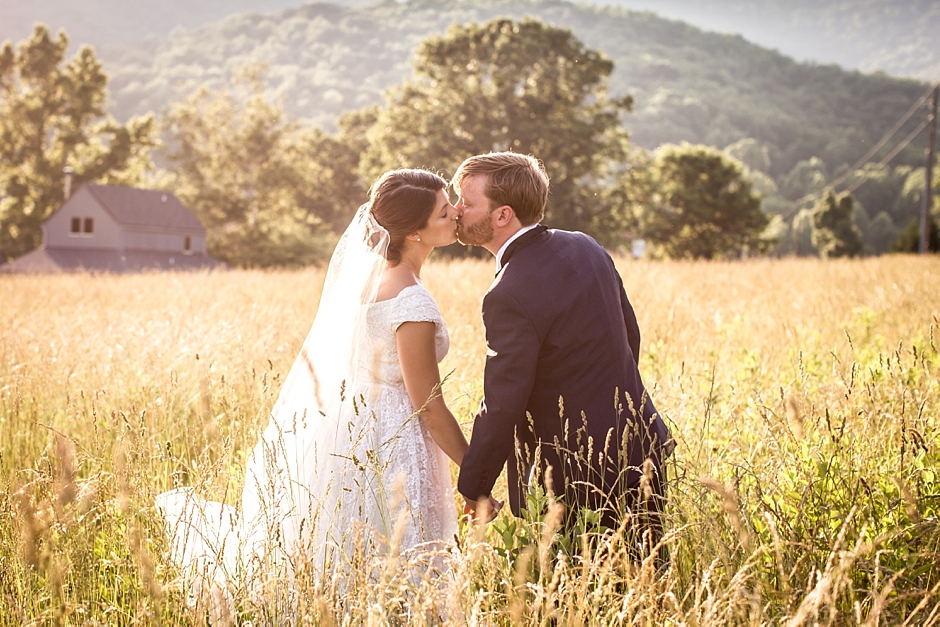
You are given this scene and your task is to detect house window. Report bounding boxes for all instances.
[83,218,94,234]
[183,235,192,253]
[70,217,81,233]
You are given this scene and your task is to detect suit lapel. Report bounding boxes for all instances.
[497,224,548,276]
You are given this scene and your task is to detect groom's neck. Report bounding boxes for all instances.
[486,223,523,257]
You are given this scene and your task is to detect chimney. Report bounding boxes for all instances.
[63,167,74,201]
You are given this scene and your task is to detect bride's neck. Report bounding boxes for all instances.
[398,248,427,278]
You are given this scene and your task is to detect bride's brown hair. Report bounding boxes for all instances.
[368,169,447,266]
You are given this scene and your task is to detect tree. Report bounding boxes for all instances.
[848,164,909,221]
[321,107,378,232]
[853,200,870,241]
[866,211,898,255]
[292,113,371,235]
[360,17,632,238]
[723,138,771,173]
[890,215,940,253]
[811,189,863,258]
[638,143,770,259]
[792,207,819,257]
[0,25,157,262]
[781,157,828,201]
[163,66,357,267]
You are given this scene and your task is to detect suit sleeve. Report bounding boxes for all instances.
[458,287,540,501]
[617,270,642,365]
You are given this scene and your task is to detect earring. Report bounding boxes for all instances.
[416,236,421,241]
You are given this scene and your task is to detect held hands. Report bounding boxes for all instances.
[463,495,504,525]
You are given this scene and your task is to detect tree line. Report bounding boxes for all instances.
[96,0,932,181]
[1,21,938,266]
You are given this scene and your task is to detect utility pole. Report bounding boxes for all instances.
[920,84,938,254]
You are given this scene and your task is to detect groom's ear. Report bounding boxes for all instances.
[493,205,515,227]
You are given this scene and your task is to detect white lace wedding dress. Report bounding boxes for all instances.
[154,282,458,605]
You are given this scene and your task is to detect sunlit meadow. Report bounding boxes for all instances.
[1,256,939,624]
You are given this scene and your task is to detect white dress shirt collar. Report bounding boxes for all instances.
[495,224,539,273]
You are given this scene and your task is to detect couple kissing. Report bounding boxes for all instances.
[155,151,673,605]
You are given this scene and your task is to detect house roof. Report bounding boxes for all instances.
[0,247,227,273]
[82,184,206,232]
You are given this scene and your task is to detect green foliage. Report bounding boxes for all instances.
[162,66,356,268]
[781,157,828,201]
[848,165,913,223]
[865,211,897,255]
[852,200,870,239]
[323,108,377,231]
[791,207,820,256]
[819,126,870,169]
[890,215,940,253]
[773,161,935,259]
[87,0,931,184]
[812,189,864,258]
[5,0,940,85]
[891,164,940,228]
[0,25,157,262]
[4,7,927,262]
[638,143,770,259]
[743,169,780,200]
[723,137,771,173]
[361,17,631,237]
[722,138,790,222]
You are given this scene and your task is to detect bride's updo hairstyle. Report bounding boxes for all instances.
[368,168,447,266]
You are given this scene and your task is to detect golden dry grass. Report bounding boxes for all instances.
[1,255,939,624]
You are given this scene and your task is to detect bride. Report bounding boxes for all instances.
[155,169,496,612]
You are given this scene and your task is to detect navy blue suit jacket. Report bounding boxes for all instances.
[457,226,672,518]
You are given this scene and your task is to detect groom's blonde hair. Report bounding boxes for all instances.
[452,152,549,226]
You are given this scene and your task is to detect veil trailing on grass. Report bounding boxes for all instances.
[155,203,392,608]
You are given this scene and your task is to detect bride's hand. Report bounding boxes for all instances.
[463,496,503,525]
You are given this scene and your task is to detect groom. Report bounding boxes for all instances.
[454,152,672,542]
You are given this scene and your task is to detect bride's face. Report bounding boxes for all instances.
[415,188,458,248]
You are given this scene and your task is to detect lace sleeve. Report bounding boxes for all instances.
[388,285,444,331]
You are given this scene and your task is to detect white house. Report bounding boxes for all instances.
[1,184,225,272]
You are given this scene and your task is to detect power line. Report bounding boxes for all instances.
[841,84,936,179]
[842,118,930,195]
[779,82,939,220]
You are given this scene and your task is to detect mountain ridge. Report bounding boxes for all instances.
[600,0,940,82]
[3,0,938,80]
[88,0,931,181]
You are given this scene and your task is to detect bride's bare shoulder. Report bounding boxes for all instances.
[373,264,419,303]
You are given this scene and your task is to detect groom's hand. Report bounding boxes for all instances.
[463,496,503,525]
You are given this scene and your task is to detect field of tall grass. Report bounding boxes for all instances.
[1,255,939,625]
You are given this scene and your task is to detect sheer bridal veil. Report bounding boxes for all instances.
[156,203,391,600]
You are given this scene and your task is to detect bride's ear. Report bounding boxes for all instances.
[405,232,422,243]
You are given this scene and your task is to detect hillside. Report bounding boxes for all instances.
[90,0,931,180]
[4,0,939,82]
[603,0,940,82]
[0,0,360,49]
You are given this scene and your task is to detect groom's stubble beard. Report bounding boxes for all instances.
[456,211,495,247]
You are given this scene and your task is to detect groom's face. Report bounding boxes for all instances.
[455,175,495,247]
